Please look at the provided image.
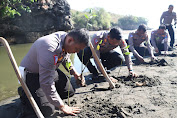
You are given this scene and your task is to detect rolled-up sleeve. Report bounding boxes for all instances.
[164,33,168,51]
[174,12,176,24]
[37,45,64,107]
[160,12,164,24]
[120,39,132,70]
[145,35,154,57]
[128,33,140,58]
[150,31,157,49]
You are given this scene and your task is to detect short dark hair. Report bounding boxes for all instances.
[67,28,89,46]
[159,25,166,30]
[138,24,147,32]
[108,27,122,40]
[169,5,174,8]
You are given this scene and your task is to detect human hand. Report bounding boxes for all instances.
[109,76,118,83]
[138,56,145,63]
[74,74,86,87]
[129,71,137,78]
[59,105,81,116]
[151,56,157,61]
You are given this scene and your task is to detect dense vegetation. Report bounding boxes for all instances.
[0,0,36,19]
[0,1,148,30]
[71,8,148,30]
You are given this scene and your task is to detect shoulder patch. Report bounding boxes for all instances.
[53,55,58,65]
[94,38,99,45]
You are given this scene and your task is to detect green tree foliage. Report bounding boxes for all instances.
[71,8,111,30]
[117,15,148,30]
[0,0,37,19]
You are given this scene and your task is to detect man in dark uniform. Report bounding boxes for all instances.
[150,25,169,55]
[160,5,176,48]
[18,29,89,117]
[128,24,157,63]
[77,28,136,79]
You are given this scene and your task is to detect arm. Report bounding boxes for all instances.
[160,12,164,24]
[38,49,80,115]
[120,39,133,71]
[128,33,142,59]
[150,31,157,49]
[174,12,177,26]
[38,50,64,108]
[164,33,168,51]
[62,54,86,86]
[145,35,155,57]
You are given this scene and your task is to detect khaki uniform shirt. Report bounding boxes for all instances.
[128,31,153,58]
[151,30,168,51]
[160,11,176,25]
[20,31,73,107]
[91,31,132,70]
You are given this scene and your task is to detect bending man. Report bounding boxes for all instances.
[18,29,89,117]
[77,28,136,79]
[128,24,156,63]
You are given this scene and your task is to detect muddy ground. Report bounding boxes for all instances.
[1,50,177,118]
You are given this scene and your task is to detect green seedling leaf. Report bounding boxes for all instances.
[92,14,97,17]
[84,14,89,19]
[16,12,21,16]
[125,45,130,49]
[124,52,130,55]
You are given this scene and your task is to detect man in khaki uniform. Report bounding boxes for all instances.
[128,24,156,63]
[18,29,89,118]
[160,5,176,48]
[77,28,136,79]
[150,25,168,55]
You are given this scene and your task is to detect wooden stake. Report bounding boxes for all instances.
[90,43,115,89]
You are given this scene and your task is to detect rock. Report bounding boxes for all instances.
[0,0,73,44]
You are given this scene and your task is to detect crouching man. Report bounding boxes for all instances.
[77,28,137,79]
[128,24,157,63]
[18,29,89,118]
[150,25,169,55]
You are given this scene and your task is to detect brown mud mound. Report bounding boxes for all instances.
[133,59,170,66]
[113,75,161,87]
[64,98,126,118]
[148,59,169,66]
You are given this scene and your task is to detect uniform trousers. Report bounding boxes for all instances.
[18,69,75,117]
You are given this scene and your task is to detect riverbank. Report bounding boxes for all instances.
[1,49,177,117]
[1,29,177,118]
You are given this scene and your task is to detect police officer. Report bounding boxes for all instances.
[150,25,168,55]
[128,24,156,63]
[77,28,136,79]
[160,5,176,48]
[18,29,89,117]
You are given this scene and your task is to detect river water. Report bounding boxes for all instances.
[0,43,90,101]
